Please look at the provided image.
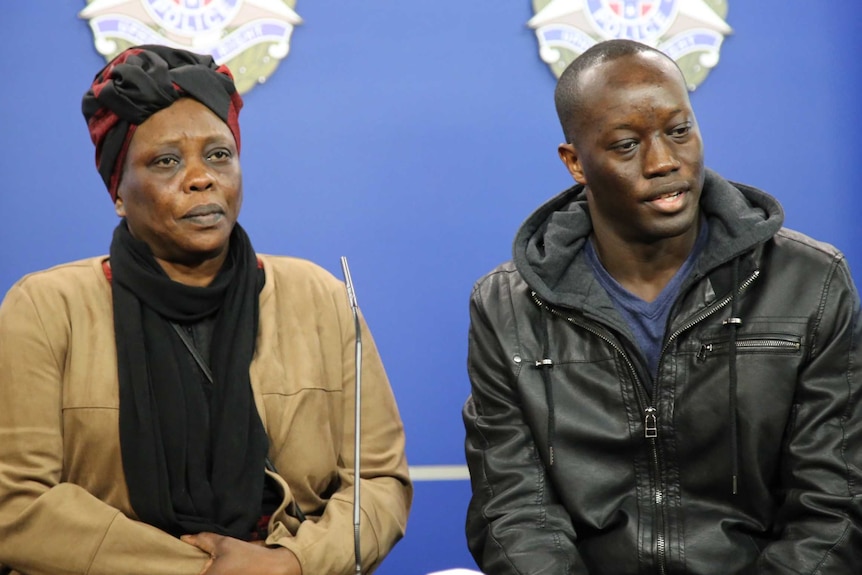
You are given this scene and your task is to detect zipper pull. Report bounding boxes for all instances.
[644,407,658,439]
[696,343,712,361]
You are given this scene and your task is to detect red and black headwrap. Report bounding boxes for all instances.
[82,44,243,201]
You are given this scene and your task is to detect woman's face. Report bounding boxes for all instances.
[115,97,242,267]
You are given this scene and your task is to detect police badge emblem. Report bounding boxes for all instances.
[528,0,731,90]
[79,0,301,94]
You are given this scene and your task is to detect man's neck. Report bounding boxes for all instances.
[590,225,700,303]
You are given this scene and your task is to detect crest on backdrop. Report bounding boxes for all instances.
[80,0,302,94]
[528,0,731,90]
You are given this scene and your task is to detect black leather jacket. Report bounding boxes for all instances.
[463,170,862,574]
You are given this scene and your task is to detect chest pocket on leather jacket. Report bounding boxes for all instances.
[696,333,801,362]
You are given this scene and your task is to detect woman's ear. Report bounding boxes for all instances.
[114,195,126,217]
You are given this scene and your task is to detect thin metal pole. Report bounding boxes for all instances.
[340,256,362,575]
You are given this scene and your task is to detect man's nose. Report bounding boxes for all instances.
[643,136,680,177]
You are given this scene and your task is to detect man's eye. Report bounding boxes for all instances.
[615,141,637,152]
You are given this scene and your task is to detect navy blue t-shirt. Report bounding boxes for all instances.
[585,220,708,379]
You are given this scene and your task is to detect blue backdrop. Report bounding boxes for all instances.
[1,3,860,574]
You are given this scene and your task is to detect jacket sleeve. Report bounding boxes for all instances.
[463,274,587,575]
[758,256,862,573]
[0,281,209,575]
[265,281,412,574]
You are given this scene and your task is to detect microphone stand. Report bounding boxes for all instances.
[340,257,362,575]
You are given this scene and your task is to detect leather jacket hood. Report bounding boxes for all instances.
[512,169,784,313]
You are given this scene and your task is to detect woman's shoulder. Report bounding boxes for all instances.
[257,254,342,287]
[6,257,109,300]
[0,257,111,334]
[255,255,351,313]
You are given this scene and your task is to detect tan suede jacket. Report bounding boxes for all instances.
[0,255,412,575]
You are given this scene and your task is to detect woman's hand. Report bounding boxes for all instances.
[181,533,302,575]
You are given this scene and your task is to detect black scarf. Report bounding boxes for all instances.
[110,220,267,539]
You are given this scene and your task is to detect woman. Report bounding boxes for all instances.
[0,45,411,575]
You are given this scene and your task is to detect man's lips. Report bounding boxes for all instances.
[645,182,690,203]
[644,183,691,213]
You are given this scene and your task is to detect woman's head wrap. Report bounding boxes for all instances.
[82,44,243,201]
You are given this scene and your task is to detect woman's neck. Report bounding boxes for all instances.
[155,252,227,287]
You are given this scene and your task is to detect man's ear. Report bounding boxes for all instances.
[558,143,587,184]
[114,195,126,217]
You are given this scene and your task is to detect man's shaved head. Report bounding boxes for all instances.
[554,39,684,145]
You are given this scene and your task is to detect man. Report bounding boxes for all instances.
[463,39,862,574]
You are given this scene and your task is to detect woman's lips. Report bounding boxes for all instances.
[182,204,224,225]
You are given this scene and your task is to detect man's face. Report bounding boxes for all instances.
[559,52,705,246]
[115,97,242,266]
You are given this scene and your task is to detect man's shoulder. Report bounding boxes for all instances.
[471,260,533,308]
[772,227,844,262]
[761,228,852,294]
[473,260,520,289]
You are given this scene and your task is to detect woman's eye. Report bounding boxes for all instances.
[208,149,231,161]
[153,156,178,167]
[671,124,691,137]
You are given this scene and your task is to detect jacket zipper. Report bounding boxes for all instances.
[532,267,760,575]
[659,270,761,357]
[530,292,664,573]
[644,406,666,575]
[652,269,759,573]
[529,292,651,423]
[696,337,799,361]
